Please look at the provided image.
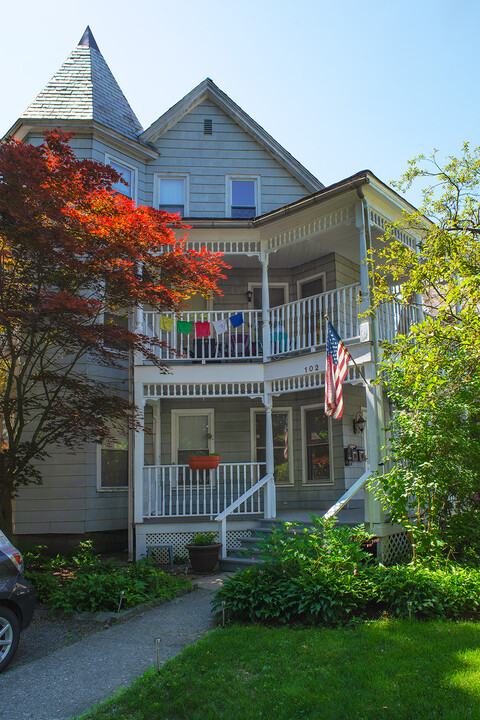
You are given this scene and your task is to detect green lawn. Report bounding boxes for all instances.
[77,621,480,720]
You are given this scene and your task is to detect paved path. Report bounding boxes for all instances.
[0,574,225,720]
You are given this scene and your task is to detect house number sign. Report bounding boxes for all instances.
[304,364,320,373]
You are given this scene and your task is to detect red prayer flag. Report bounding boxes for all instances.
[195,321,211,338]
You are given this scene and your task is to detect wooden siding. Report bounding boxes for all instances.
[146,100,311,216]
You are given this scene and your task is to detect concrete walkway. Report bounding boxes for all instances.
[0,574,225,720]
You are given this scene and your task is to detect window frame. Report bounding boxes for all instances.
[247,282,289,309]
[297,272,327,300]
[105,154,137,202]
[155,174,190,217]
[300,402,333,485]
[226,175,261,218]
[96,427,129,492]
[250,407,293,485]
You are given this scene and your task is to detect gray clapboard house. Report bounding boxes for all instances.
[6,28,421,560]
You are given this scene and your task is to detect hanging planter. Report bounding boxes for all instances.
[188,455,220,470]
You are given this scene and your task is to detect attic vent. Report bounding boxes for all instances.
[203,119,213,135]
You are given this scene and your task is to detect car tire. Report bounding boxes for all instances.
[0,607,20,673]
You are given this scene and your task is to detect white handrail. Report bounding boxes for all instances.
[323,470,371,520]
[215,473,274,558]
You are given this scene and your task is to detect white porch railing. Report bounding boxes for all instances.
[377,300,422,344]
[269,284,360,356]
[141,284,422,363]
[143,309,263,362]
[143,462,264,518]
[215,473,275,559]
[323,470,372,520]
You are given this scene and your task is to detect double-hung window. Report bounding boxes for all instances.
[106,156,135,199]
[227,177,259,218]
[98,425,129,490]
[157,176,187,217]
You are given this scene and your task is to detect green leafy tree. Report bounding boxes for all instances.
[370,144,480,562]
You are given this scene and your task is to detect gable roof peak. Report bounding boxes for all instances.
[141,78,323,192]
[78,25,99,51]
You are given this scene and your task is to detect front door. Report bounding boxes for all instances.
[172,410,214,465]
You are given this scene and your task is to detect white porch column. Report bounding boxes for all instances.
[134,380,146,534]
[153,400,161,465]
[263,381,276,519]
[260,251,271,360]
[356,196,386,531]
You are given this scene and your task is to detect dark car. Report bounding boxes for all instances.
[0,531,36,672]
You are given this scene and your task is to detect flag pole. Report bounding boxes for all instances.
[324,315,371,387]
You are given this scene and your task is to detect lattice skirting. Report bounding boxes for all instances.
[145,530,252,563]
[381,530,411,566]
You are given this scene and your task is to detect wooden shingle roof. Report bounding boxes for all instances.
[21,26,143,141]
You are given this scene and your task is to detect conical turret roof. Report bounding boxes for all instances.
[22,26,143,140]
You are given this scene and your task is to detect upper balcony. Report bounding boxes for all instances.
[139,284,421,366]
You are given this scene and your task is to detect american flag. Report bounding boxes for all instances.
[325,321,351,419]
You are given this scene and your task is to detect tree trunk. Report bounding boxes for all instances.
[0,489,13,537]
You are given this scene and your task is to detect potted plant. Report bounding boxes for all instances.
[186,532,222,573]
[188,453,220,470]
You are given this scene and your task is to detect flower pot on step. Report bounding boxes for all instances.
[186,543,222,573]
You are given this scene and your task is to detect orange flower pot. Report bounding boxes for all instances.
[188,455,220,470]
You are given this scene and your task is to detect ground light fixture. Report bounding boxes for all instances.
[154,637,162,671]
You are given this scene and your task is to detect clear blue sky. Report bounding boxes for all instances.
[2,0,478,208]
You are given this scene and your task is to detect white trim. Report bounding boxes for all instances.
[154,173,190,216]
[171,409,215,463]
[300,402,333,486]
[250,407,293,485]
[296,271,327,300]
[226,175,261,218]
[105,154,137,202]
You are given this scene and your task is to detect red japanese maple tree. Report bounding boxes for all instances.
[0,131,227,534]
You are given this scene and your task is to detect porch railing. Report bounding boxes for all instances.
[141,284,422,363]
[143,309,262,362]
[377,300,422,344]
[143,462,264,518]
[215,472,275,559]
[269,284,359,356]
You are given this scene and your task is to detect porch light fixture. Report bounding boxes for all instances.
[246,290,253,303]
[353,412,366,435]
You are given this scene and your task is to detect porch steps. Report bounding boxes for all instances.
[218,508,366,572]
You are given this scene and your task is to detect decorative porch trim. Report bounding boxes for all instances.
[164,240,261,255]
[267,206,355,252]
[271,364,362,395]
[143,381,264,399]
[368,209,416,249]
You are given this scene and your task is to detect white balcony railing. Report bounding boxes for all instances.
[269,284,359,356]
[141,284,422,363]
[143,462,264,518]
[143,309,262,362]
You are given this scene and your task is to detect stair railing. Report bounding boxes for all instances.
[323,470,372,520]
[215,473,274,559]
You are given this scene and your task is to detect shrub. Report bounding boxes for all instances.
[23,541,191,613]
[214,518,480,625]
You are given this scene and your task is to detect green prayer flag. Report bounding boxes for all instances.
[177,320,193,335]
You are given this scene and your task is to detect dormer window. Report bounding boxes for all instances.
[156,176,188,217]
[106,156,135,199]
[227,176,259,218]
